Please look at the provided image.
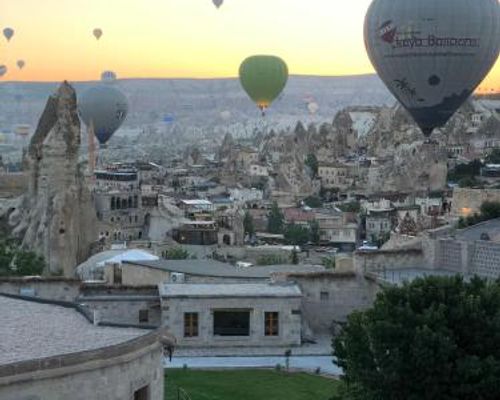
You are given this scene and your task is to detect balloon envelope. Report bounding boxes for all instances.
[0,66,7,77]
[93,28,103,40]
[3,28,14,41]
[78,85,128,145]
[101,70,117,83]
[17,60,25,70]
[220,110,231,120]
[213,0,223,8]
[364,0,500,137]
[163,116,175,124]
[308,102,319,115]
[239,55,288,114]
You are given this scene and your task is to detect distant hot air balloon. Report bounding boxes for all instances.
[101,70,117,83]
[78,85,128,146]
[0,65,7,77]
[93,28,103,40]
[17,60,25,70]
[213,0,223,9]
[163,116,175,124]
[308,102,319,115]
[364,0,500,138]
[239,55,288,115]
[220,110,231,120]
[3,28,14,41]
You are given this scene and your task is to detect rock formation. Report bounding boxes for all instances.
[12,82,97,276]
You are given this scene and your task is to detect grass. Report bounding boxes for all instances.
[165,369,340,400]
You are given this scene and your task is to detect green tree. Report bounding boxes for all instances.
[243,211,255,236]
[303,196,322,208]
[290,248,299,265]
[338,202,361,213]
[284,223,310,246]
[165,247,190,260]
[267,202,284,234]
[480,201,500,220]
[485,148,500,164]
[13,250,45,276]
[309,220,321,245]
[304,154,319,178]
[333,276,500,400]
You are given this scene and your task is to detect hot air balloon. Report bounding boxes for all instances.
[364,0,500,138]
[78,85,128,146]
[0,66,7,77]
[213,0,223,9]
[239,55,288,115]
[163,116,175,124]
[101,70,117,83]
[308,102,319,115]
[3,28,14,41]
[93,28,103,40]
[17,60,25,70]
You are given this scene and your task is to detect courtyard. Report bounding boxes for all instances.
[164,369,339,400]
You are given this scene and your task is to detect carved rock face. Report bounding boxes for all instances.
[17,82,97,276]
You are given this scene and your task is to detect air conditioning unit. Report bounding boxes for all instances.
[170,272,185,283]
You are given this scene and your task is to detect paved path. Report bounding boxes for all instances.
[164,356,342,376]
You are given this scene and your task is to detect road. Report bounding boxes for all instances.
[164,355,342,375]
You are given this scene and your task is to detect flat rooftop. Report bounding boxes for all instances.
[160,283,302,298]
[125,259,324,279]
[0,296,146,366]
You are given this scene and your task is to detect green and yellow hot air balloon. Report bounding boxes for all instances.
[239,55,288,115]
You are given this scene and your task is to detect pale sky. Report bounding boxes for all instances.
[1,0,499,90]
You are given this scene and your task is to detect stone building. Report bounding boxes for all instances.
[160,283,302,348]
[0,295,174,400]
[94,166,145,242]
[318,162,353,190]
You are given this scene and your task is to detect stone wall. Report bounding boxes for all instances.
[0,330,169,400]
[0,278,80,301]
[79,297,162,328]
[452,188,500,217]
[0,173,28,198]
[354,249,425,271]
[163,296,301,348]
[287,273,380,333]
[470,241,500,279]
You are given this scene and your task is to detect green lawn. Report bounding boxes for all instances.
[165,369,340,400]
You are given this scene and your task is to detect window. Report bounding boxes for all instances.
[213,311,250,336]
[265,312,279,336]
[184,313,199,337]
[139,309,149,323]
[113,265,122,285]
[134,385,149,400]
[320,291,329,301]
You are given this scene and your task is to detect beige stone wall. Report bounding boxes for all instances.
[0,173,28,197]
[0,278,80,301]
[290,274,380,333]
[164,296,302,348]
[452,188,500,217]
[105,264,170,286]
[354,250,425,271]
[0,334,166,400]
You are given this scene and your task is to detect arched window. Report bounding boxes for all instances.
[128,197,133,209]
[111,197,116,210]
[133,195,139,208]
[122,198,128,209]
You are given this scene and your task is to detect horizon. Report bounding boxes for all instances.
[1,0,499,91]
